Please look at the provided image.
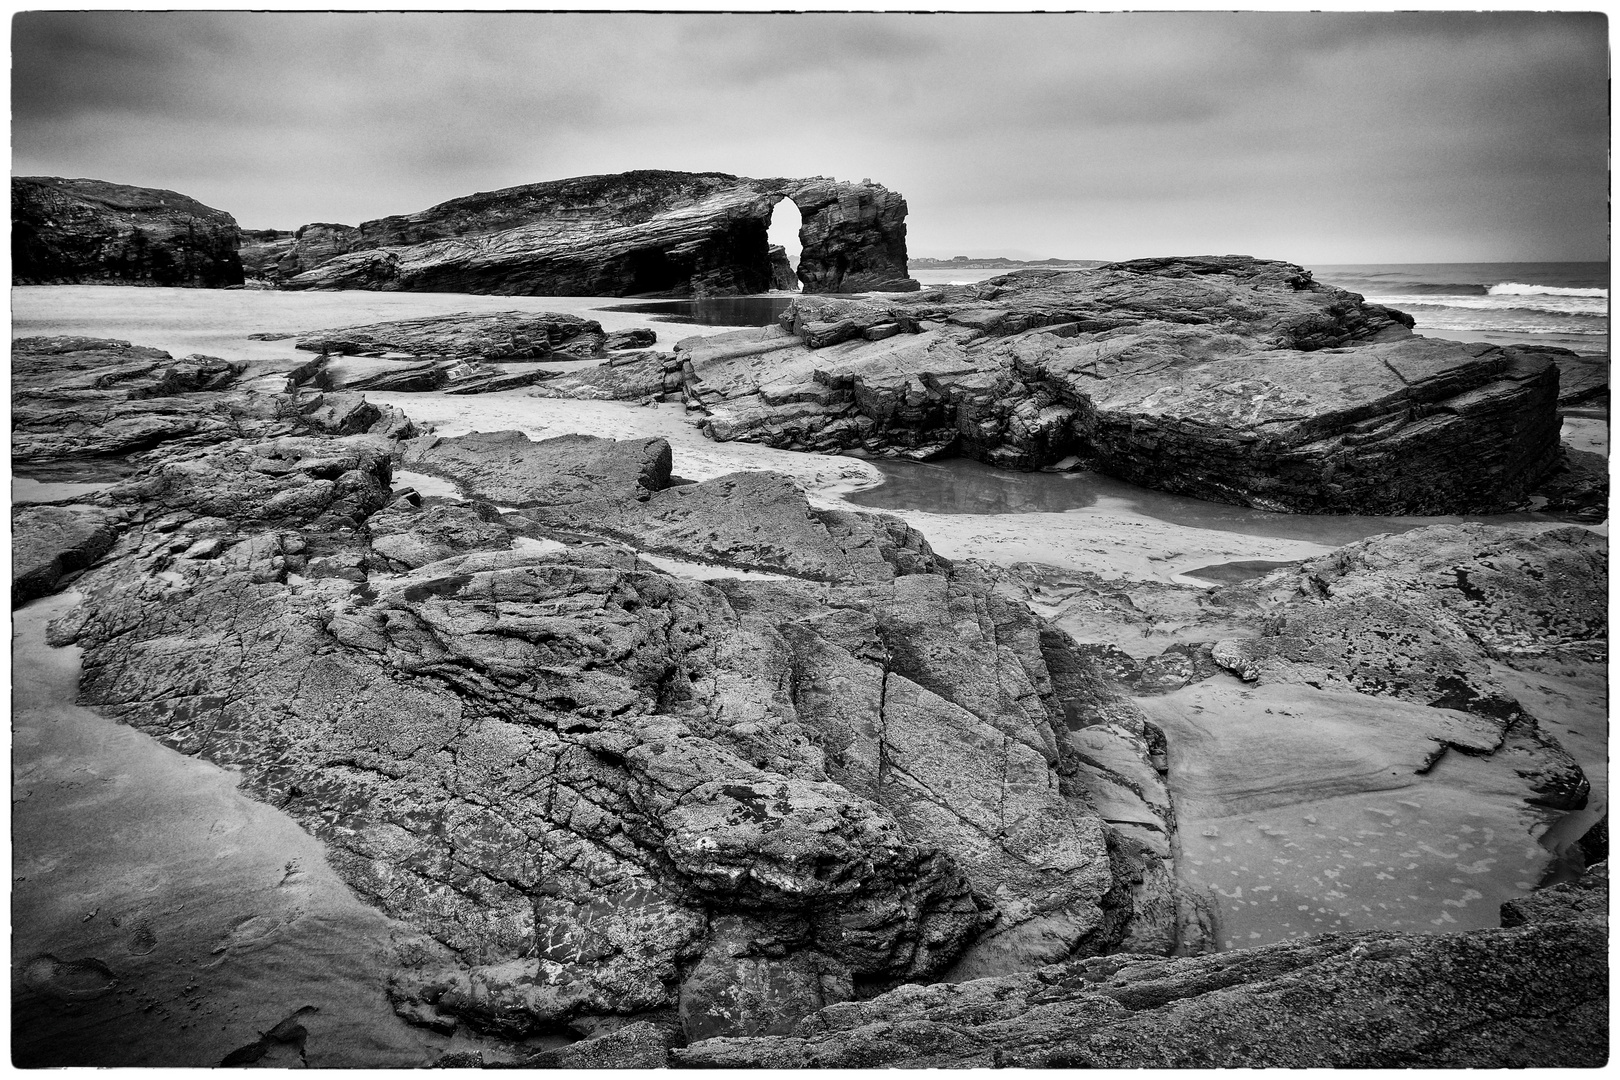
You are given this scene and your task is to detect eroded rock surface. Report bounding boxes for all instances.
[13,176,244,287]
[12,334,1604,1065]
[539,256,1566,515]
[275,170,918,296]
[16,336,1194,1049]
[674,863,1608,1068]
[293,311,615,362]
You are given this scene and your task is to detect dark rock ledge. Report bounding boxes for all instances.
[10,334,1607,1066]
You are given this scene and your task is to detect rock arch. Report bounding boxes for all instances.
[760,178,918,294]
[269,170,921,296]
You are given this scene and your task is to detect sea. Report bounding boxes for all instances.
[1314,262,1608,353]
[911,261,1610,355]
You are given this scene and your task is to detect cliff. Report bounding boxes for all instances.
[272,170,918,297]
[13,177,244,287]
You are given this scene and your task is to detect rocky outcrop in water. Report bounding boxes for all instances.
[13,177,245,287]
[272,170,918,297]
[537,256,1569,515]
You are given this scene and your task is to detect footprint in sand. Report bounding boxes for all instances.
[21,954,118,999]
[125,922,159,956]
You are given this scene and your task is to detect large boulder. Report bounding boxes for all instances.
[540,257,1565,515]
[280,170,918,296]
[13,177,244,287]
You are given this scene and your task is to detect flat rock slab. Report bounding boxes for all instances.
[294,311,608,361]
[522,470,937,582]
[401,429,674,506]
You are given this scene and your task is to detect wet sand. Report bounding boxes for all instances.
[1138,679,1560,950]
[11,593,440,1067]
[10,284,749,381]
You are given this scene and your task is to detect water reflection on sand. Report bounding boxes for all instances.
[845,454,1582,548]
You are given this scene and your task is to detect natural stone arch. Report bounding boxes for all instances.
[272,170,921,297]
[756,177,918,294]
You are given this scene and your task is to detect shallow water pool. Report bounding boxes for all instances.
[845,456,1579,548]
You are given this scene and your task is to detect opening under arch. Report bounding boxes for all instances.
[766,198,803,292]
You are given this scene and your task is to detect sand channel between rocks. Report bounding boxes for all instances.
[11,593,443,1068]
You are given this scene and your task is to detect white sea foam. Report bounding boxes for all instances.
[1488,282,1608,298]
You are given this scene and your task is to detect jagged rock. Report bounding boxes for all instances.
[13,176,244,287]
[294,311,610,361]
[280,170,919,296]
[400,430,673,506]
[541,257,1567,515]
[11,337,414,463]
[604,327,658,351]
[767,245,797,291]
[674,863,1608,1068]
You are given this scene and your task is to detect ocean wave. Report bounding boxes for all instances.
[1367,294,1608,319]
[1331,280,1489,297]
[1379,303,1607,337]
[1488,282,1608,298]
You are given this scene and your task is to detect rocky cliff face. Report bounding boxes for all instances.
[275,170,917,297]
[13,177,245,287]
[538,256,1567,515]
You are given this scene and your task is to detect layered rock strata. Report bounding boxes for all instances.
[271,170,918,296]
[13,177,244,287]
[537,256,1567,515]
[292,311,622,362]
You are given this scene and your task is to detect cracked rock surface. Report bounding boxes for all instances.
[674,863,1608,1068]
[17,337,1185,1047]
[11,334,1605,1064]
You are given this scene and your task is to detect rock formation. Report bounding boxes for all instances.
[536,256,1570,515]
[292,311,616,362]
[266,170,917,297]
[13,336,1190,1050]
[13,177,245,287]
[675,863,1608,1068]
[11,333,1605,1066]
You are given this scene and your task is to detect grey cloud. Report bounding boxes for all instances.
[10,10,1607,261]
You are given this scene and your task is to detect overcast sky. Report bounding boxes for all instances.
[12,11,1609,264]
